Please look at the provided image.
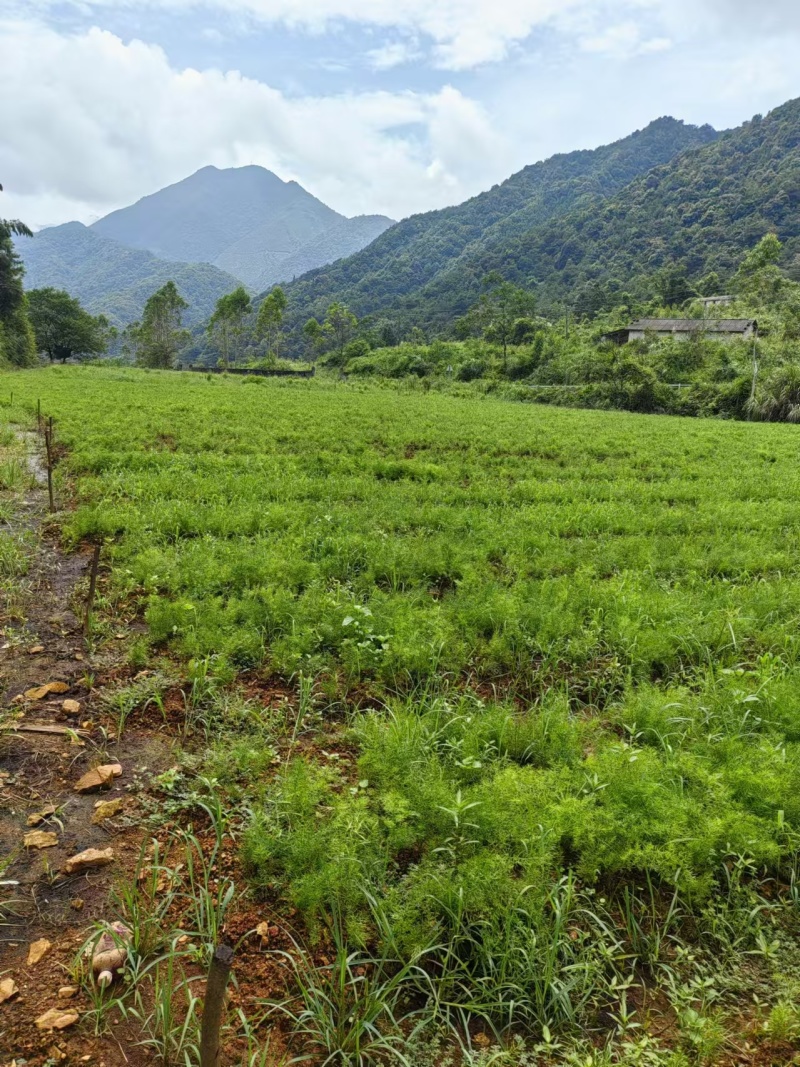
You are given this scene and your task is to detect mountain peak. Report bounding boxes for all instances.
[91,164,343,267]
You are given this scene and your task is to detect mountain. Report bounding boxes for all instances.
[481,98,800,308]
[92,165,340,264]
[18,166,395,324]
[18,222,240,326]
[91,165,395,291]
[219,214,396,292]
[279,117,718,333]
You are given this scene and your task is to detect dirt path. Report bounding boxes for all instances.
[0,431,174,1065]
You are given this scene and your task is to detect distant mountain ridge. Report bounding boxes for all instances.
[18,165,395,324]
[91,165,395,291]
[18,222,240,326]
[280,117,718,333]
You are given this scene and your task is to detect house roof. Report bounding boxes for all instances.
[628,318,756,334]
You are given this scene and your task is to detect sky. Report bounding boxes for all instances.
[2,1,800,229]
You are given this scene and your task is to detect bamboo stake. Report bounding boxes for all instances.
[44,421,55,513]
[83,542,102,638]
[200,945,235,1067]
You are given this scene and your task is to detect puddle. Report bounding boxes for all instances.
[18,430,48,487]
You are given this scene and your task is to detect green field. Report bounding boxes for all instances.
[9,366,800,1063]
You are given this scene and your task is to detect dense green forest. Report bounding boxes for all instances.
[279,99,800,338]
[278,117,717,335]
[0,213,36,368]
[492,98,800,313]
[17,222,241,327]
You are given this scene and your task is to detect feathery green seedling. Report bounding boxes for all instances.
[8,366,800,1061]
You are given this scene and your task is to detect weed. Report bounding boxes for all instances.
[124,942,202,1065]
[265,914,435,1067]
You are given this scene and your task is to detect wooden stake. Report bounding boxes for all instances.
[200,945,235,1067]
[44,423,55,513]
[46,464,54,514]
[83,542,102,638]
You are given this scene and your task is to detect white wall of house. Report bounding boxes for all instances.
[628,325,754,342]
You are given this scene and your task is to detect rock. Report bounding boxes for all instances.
[62,699,81,714]
[27,805,57,826]
[70,898,85,912]
[36,1008,79,1030]
[27,938,52,966]
[74,764,122,793]
[62,847,114,875]
[91,798,124,824]
[57,986,78,1000]
[0,977,18,1003]
[256,921,271,943]
[28,645,45,654]
[24,681,70,700]
[24,830,58,850]
[92,923,131,986]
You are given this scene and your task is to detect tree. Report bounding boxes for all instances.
[652,266,695,308]
[256,287,287,364]
[0,218,31,320]
[303,317,324,361]
[134,281,189,369]
[474,273,536,366]
[0,198,36,366]
[734,233,788,306]
[322,302,358,365]
[27,288,110,363]
[209,286,252,368]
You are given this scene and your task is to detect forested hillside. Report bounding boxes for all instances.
[280,117,717,333]
[485,97,800,311]
[18,222,240,326]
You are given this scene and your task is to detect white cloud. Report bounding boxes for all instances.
[4,0,587,70]
[580,22,671,59]
[3,0,800,231]
[366,39,421,70]
[6,0,800,71]
[0,19,512,227]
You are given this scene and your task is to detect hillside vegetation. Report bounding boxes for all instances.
[368,237,786,401]
[280,117,717,333]
[500,97,800,311]
[18,222,241,327]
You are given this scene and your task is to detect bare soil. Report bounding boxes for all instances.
[0,435,174,1065]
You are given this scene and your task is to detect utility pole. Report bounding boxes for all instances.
[749,326,759,411]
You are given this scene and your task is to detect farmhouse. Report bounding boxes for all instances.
[700,294,734,308]
[603,318,757,345]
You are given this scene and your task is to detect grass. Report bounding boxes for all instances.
[6,365,800,1063]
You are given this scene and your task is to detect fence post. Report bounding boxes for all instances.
[200,944,235,1067]
[44,419,55,513]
